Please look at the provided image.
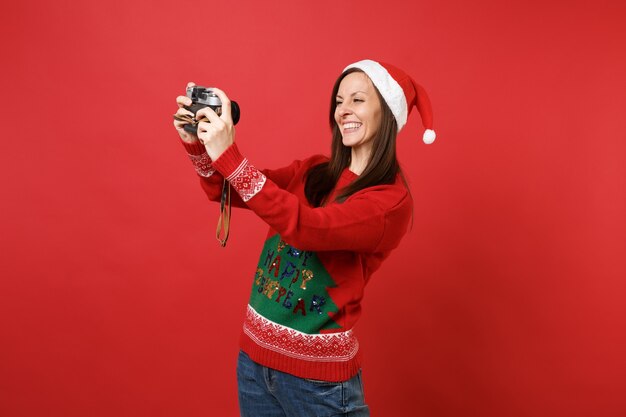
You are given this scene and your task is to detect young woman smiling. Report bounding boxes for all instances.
[173,59,435,417]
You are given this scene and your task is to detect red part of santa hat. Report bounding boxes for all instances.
[343,59,436,144]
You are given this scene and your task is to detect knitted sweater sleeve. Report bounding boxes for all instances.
[181,139,316,209]
[211,143,412,253]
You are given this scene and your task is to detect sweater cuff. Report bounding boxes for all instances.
[212,143,245,176]
[180,138,206,155]
[213,143,267,202]
[180,138,215,177]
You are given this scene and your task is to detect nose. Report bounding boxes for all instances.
[336,103,353,118]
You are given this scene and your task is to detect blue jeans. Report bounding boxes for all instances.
[237,351,370,417]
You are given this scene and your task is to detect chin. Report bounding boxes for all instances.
[341,136,362,148]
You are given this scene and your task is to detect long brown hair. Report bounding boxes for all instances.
[304,68,403,207]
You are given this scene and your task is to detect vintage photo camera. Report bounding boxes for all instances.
[183,86,241,134]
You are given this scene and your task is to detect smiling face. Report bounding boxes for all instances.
[334,72,383,156]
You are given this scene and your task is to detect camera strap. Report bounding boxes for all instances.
[216,178,231,247]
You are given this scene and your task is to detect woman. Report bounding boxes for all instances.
[173,59,435,417]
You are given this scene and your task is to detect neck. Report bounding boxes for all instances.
[349,148,369,175]
[349,147,371,175]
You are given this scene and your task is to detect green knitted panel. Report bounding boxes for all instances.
[248,234,341,333]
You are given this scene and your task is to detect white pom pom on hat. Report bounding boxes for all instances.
[343,59,436,144]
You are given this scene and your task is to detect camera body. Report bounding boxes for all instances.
[183,86,241,134]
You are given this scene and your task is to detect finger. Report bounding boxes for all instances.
[173,118,190,129]
[176,95,192,107]
[196,106,222,125]
[174,117,194,132]
[196,123,212,145]
[197,121,213,134]
[175,107,194,117]
[209,87,232,122]
[187,81,196,88]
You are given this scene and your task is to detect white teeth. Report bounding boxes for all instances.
[343,122,361,130]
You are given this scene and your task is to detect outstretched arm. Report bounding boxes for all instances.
[211,143,412,253]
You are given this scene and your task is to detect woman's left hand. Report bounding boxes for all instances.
[196,88,236,161]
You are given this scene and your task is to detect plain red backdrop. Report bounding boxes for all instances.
[1,0,625,416]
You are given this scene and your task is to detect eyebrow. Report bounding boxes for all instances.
[336,91,368,98]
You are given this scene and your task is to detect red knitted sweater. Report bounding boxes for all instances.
[182,140,412,382]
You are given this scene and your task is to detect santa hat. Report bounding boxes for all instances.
[343,59,436,144]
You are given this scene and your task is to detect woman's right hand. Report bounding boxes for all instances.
[173,81,199,144]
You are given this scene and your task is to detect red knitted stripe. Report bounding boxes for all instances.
[239,332,362,382]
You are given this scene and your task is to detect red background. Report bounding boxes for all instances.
[1,1,625,416]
